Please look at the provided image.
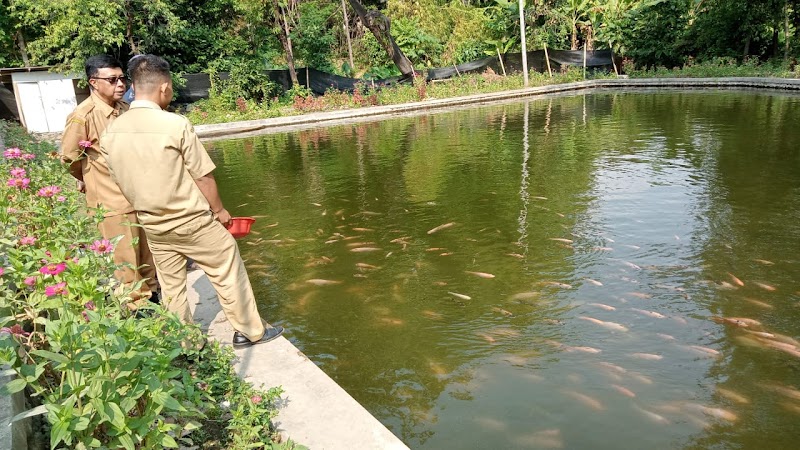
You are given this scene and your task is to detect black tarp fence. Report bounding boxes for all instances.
[176,49,616,102]
[0,49,615,118]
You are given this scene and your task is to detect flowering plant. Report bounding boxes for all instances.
[0,121,290,449]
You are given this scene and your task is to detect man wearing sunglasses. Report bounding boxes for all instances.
[60,54,160,308]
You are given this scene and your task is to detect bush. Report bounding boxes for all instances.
[209,61,282,108]
[0,121,294,449]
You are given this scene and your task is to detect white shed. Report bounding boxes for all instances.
[4,67,80,133]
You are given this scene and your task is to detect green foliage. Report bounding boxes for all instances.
[687,0,785,60]
[625,0,690,68]
[392,17,443,67]
[0,121,291,449]
[294,0,338,72]
[483,0,521,55]
[208,61,282,109]
[353,31,399,78]
[623,55,798,77]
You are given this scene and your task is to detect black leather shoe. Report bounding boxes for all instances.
[232,326,284,348]
[148,291,161,305]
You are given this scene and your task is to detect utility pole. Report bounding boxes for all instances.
[519,0,528,86]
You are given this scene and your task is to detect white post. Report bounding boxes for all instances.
[519,0,528,87]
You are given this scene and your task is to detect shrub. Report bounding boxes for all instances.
[0,121,293,449]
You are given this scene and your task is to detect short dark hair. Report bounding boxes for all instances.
[85,55,122,79]
[129,55,171,93]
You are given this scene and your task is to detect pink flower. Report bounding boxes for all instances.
[78,140,92,149]
[3,147,22,159]
[84,301,95,310]
[19,236,36,246]
[0,267,4,276]
[251,395,262,404]
[6,177,30,188]
[0,324,30,338]
[56,195,66,202]
[23,276,36,286]
[89,239,114,254]
[21,153,35,160]
[9,167,25,178]
[45,282,68,297]
[39,262,66,276]
[6,207,17,214]
[37,185,61,198]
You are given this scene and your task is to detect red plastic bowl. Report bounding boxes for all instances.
[227,217,256,239]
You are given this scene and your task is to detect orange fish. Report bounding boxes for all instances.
[448,291,472,300]
[465,271,495,279]
[754,281,777,292]
[727,272,745,287]
[588,303,616,311]
[631,352,663,361]
[579,316,629,332]
[612,384,636,398]
[563,390,605,411]
[306,279,342,286]
[427,222,456,234]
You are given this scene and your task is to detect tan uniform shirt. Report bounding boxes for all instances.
[60,92,133,216]
[100,100,217,233]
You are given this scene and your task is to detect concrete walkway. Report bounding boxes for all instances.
[194,77,800,141]
[186,270,409,450]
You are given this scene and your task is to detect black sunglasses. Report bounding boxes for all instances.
[91,76,127,84]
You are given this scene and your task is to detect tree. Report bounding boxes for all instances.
[558,0,591,50]
[347,0,416,77]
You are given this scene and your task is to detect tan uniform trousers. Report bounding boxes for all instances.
[97,212,158,303]
[143,212,266,342]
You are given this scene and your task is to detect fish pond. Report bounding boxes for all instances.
[207,90,800,449]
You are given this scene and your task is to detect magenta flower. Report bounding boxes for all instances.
[3,147,22,159]
[45,282,68,297]
[6,177,30,188]
[21,153,35,160]
[56,195,66,202]
[39,262,66,276]
[78,140,92,149]
[19,236,36,246]
[0,267,4,276]
[9,167,25,178]
[37,185,61,198]
[23,276,36,286]
[0,324,30,338]
[89,239,114,254]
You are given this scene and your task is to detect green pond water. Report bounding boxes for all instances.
[207,91,800,449]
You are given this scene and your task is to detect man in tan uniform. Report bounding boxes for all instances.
[101,55,283,347]
[61,54,158,305]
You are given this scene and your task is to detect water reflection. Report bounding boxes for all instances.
[209,91,800,449]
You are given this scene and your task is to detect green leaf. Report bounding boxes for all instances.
[51,420,70,449]
[30,349,70,364]
[9,404,47,423]
[105,402,126,429]
[71,415,91,431]
[0,377,26,395]
[117,433,135,450]
[160,434,179,448]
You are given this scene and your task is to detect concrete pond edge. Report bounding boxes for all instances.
[194,77,800,141]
